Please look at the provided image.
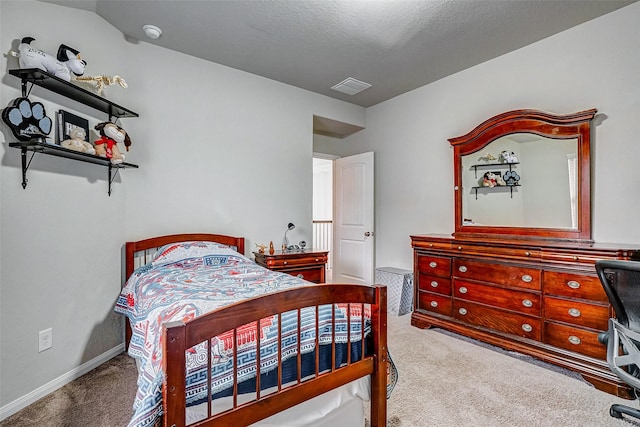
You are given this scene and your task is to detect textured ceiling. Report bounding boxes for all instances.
[43,0,634,108]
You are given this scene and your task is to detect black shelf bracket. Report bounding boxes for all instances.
[19,147,37,189]
[108,163,120,197]
[21,78,29,97]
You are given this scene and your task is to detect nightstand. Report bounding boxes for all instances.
[254,249,328,283]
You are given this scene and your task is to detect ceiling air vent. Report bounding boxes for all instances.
[331,77,371,95]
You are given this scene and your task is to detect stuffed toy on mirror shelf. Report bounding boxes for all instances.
[94,121,132,164]
[500,150,518,163]
[478,152,497,163]
[482,171,507,187]
[61,127,95,155]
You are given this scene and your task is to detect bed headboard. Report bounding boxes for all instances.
[124,233,245,280]
[122,233,245,349]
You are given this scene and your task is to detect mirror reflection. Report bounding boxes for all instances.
[461,133,578,229]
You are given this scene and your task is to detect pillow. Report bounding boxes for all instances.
[151,241,244,266]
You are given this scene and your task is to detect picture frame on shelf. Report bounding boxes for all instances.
[56,109,89,145]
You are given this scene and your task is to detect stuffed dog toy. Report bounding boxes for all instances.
[15,37,86,82]
[94,122,131,164]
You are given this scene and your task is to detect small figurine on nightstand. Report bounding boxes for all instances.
[269,241,275,255]
[255,243,267,254]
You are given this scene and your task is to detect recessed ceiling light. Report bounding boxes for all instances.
[331,77,371,95]
[143,24,162,39]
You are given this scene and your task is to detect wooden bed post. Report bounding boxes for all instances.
[370,285,388,427]
[163,321,187,427]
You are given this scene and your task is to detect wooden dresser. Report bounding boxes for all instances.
[417,108,640,398]
[411,234,640,397]
[254,249,328,283]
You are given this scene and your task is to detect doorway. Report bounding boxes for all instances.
[313,152,375,285]
[313,156,335,282]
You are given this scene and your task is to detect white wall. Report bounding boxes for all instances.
[0,1,134,413]
[326,2,640,271]
[0,0,365,414]
[122,41,366,248]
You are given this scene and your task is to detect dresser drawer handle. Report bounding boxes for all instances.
[283,261,288,265]
[567,280,581,289]
[524,251,531,256]
[458,308,468,315]
[459,286,468,294]
[429,261,437,268]
[521,323,533,332]
[522,299,533,308]
[430,281,439,288]
[315,258,319,262]
[457,246,463,251]
[568,308,581,317]
[568,335,582,345]
[297,273,304,279]
[430,301,438,308]
[521,274,533,283]
[458,266,468,273]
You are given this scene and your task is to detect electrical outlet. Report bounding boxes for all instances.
[39,328,52,352]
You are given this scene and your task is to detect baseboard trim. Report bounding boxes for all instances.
[0,344,125,421]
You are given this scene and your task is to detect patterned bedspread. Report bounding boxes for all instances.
[115,241,371,427]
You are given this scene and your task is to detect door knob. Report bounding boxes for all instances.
[364,231,374,237]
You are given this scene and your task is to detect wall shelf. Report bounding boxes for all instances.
[9,141,138,196]
[9,68,139,119]
[7,69,139,195]
[470,184,520,199]
[470,162,519,178]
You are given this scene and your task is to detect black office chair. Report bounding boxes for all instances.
[596,259,640,420]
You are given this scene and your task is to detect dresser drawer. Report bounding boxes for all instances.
[541,250,605,265]
[284,267,323,283]
[417,291,452,317]
[453,242,541,260]
[265,254,327,269]
[543,296,609,330]
[454,279,540,317]
[414,240,452,252]
[544,321,607,360]
[417,254,451,278]
[453,259,541,291]
[543,271,607,303]
[418,273,451,296]
[453,300,541,340]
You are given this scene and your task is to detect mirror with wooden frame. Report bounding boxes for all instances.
[449,109,597,242]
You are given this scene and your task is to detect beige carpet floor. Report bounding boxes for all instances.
[2,313,640,426]
[380,315,640,426]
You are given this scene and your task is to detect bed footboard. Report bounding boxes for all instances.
[162,284,387,427]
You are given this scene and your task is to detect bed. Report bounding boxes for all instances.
[115,233,391,427]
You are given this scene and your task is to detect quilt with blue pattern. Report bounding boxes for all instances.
[114,241,370,427]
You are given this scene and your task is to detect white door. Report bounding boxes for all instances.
[333,152,374,284]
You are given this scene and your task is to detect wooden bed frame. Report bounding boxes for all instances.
[123,233,388,427]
